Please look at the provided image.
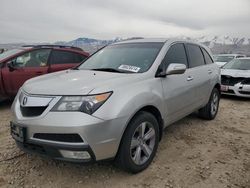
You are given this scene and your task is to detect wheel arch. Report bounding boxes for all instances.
[115,104,164,160]
[214,83,221,95]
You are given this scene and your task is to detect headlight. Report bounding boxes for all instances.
[52,92,112,114]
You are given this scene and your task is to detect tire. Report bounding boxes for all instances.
[116,111,159,173]
[198,88,220,120]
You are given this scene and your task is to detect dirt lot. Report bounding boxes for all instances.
[0,97,249,188]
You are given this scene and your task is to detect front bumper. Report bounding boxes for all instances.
[221,83,250,98]
[11,93,129,162]
[15,140,96,163]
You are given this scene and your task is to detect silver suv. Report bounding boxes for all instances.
[11,39,220,173]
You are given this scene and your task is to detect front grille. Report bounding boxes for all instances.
[241,78,250,85]
[33,133,84,143]
[239,91,250,95]
[20,106,47,117]
[221,76,246,86]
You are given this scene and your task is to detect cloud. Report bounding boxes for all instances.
[0,0,249,43]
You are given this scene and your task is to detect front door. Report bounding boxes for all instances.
[161,43,196,125]
[1,49,51,96]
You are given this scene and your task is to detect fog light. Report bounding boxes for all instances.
[59,150,91,160]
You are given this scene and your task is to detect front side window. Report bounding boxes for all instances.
[49,50,87,65]
[12,49,51,68]
[186,44,205,68]
[78,43,163,73]
[223,59,250,70]
[163,43,188,69]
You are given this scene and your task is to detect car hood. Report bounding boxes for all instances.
[221,69,250,78]
[22,69,144,95]
[214,61,227,67]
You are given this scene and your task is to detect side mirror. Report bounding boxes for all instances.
[166,63,186,75]
[7,61,16,72]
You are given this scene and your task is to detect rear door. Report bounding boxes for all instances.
[48,49,87,72]
[1,49,51,96]
[201,48,217,94]
[161,43,197,124]
[185,44,211,107]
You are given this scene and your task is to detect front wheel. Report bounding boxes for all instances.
[198,88,220,120]
[116,111,159,173]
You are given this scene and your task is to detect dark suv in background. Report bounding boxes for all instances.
[0,45,89,99]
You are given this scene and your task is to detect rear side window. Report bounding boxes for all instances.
[163,43,188,68]
[186,44,205,68]
[201,48,213,64]
[50,50,87,65]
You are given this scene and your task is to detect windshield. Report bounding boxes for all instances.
[78,42,163,73]
[223,59,250,70]
[213,55,234,62]
[0,49,24,61]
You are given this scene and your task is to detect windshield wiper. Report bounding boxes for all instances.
[90,68,125,73]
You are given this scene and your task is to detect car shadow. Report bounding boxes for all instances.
[221,94,250,102]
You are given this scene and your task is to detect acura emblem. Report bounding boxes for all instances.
[22,96,28,106]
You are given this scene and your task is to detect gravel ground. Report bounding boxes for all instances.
[0,96,250,188]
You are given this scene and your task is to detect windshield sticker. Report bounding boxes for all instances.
[118,64,141,73]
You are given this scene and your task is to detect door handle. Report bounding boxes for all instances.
[208,70,212,74]
[187,76,193,81]
[36,71,43,75]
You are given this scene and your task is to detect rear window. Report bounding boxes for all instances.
[201,48,213,64]
[186,44,205,68]
[50,50,87,65]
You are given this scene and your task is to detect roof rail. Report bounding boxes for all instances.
[22,45,83,51]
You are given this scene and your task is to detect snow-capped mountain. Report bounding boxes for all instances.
[54,37,143,53]
[1,36,249,55]
[53,35,250,54]
[192,35,250,48]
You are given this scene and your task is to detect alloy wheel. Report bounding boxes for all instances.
[211,92,219,116]
[130,122,156,165]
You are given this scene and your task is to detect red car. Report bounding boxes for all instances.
[0,45,89,99]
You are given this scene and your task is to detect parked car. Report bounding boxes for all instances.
[221,57,250,97]
[0,45,89,99]
[213,54,246,67]
[11,39,220,173]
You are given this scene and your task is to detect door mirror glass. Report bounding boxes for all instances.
[166,63,186,75]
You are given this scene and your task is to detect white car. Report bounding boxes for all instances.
[221,57,250,97]
[213,54,246,67]
[11,39,221,173]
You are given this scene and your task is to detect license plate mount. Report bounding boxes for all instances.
[221,85,229,92]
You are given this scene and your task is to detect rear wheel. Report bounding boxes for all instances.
[198,88,220,120]
[116,111,159,173]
